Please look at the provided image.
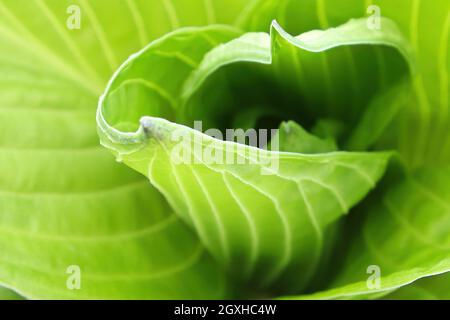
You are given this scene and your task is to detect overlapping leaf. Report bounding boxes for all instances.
[285,166,450,299]
[244,0,450,168]
[0,286,23,300]
[385,272,450,299]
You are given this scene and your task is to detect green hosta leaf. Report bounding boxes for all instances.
[112,116,391,294]
[385,272,450,300]
[346,80,412,151]
[246,0,450,167]
[275,121,337,153]
[97,18,411,294]
[284,166,450,299]
[178,18,411,132]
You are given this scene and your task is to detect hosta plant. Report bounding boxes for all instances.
[0,0,449,300]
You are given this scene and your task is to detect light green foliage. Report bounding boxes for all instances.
[0,0,449,300]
